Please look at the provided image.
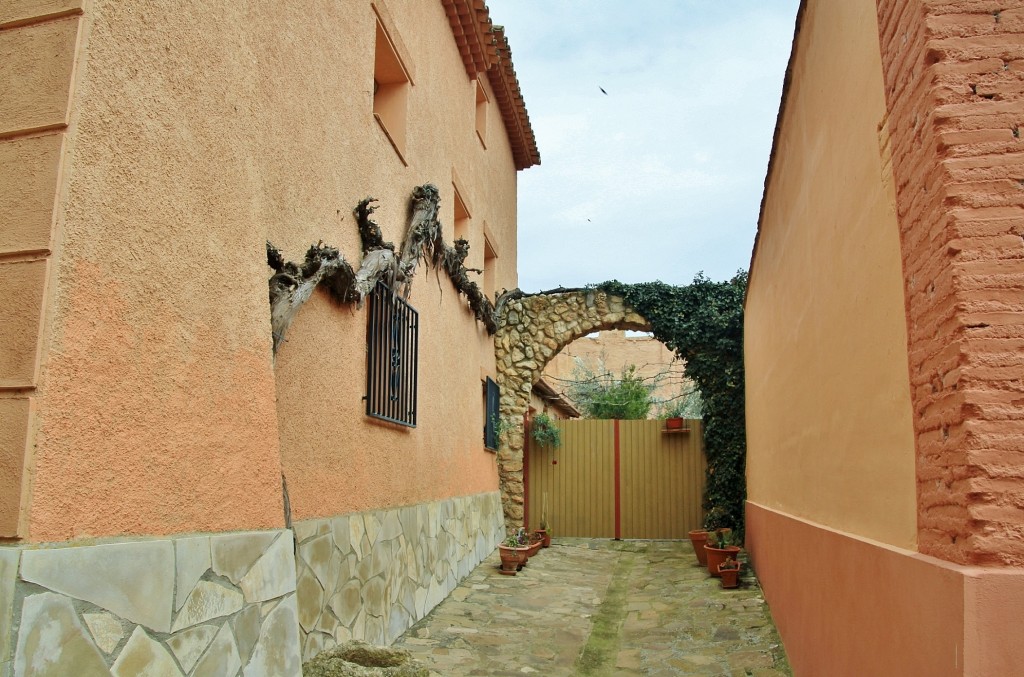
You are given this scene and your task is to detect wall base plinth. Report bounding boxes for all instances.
[747,502,1024,677]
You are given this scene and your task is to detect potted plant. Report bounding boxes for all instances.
[535,519,552,548]
[664,416,686,431]
[527,530,544,557]
[511,528,534,564]
[530,413,561,448]
[687,528,709,566]
[535,494,552,548]
[498,535,522,575]
[704,529,741,578]
[717,556,741,589]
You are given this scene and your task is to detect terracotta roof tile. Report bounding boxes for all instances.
[442,0,540,169]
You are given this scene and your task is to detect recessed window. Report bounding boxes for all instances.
[373,20,410,162]
[365,281,418,427]
[453,184,470,243]
[483,235,497,302]
[474,78,488,147]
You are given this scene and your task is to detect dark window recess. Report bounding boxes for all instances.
[484,376,500,450]
[365,281,419,427]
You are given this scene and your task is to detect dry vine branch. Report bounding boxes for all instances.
[267,184,499,354]
[267,241,356,354]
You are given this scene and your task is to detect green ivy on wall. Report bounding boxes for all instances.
[598,272,748,536]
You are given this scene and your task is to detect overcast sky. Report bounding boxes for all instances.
[485,1,801,291]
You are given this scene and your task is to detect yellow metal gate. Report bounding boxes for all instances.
[525,418,706,539]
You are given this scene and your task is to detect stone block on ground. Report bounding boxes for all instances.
[302,640,428,677]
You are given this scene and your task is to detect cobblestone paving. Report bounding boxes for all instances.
[393,539,791,676]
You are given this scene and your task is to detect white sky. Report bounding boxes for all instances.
[485,1,801,291]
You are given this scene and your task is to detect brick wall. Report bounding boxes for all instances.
[876,0,1024,564]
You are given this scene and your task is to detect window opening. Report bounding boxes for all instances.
[483,235,497,302]
[373,19,410,161]
[453,184,470,243]
[365,281,418,427]
[474,78,488,147]
[484,376,500,450]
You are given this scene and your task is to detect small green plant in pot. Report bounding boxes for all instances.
[704,528,741,578]
[530,413,561,448]
[718,556,741,589]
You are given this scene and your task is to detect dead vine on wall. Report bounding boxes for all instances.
[267,184,496,354]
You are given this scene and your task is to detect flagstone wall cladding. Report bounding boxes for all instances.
[493,291,649,528]
[292,491,504,662]
[875,0,1024,565]
[0,529,301,677]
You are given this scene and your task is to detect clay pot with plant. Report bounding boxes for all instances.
[717,556,741,589]
[530,413,561,448]
[704,529,741,578]
[498,535,523,575]
[688,529,709,565]
[498,532,531,574]
[535,519,552,548]
[535,493,552,547]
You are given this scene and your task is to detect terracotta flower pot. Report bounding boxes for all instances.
[688,530,709,566]
[498,545,519,575]
[718,563,741,589]
[665,417,686,430]
[705,544,741,578]
[535,529,551,548]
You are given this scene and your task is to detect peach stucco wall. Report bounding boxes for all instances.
[744,0,917,549]
[3,0,521,542]
[15,1,293,541]
[265,0,513,521]
[3,0,525,541]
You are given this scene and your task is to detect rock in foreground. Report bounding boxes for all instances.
[303,641,431,677]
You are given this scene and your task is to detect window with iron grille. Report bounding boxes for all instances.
[365,281,418,427]
[484,376,500,450]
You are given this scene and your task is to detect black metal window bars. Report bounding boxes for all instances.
[484,376,500,450]
[365,281,419,427]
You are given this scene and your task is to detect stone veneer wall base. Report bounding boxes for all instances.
[292,491,505,662]
[1,529,302,677]
[0,491,503,675]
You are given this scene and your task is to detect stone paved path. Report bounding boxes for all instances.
[392,539,791,676]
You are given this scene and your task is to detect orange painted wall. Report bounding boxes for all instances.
[266,0,515,521]
[18,1,295,541]
[745,0,917,548]
[5,1,522,542]
[749,502,1024,675]
[0,7,83,537]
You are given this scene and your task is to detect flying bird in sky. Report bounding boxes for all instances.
[599,86,608,95]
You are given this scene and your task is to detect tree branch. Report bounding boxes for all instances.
[267,184,500,354]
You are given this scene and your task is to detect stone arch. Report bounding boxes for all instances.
[493,290,650,530]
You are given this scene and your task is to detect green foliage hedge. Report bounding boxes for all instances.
[598,272,747,536]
